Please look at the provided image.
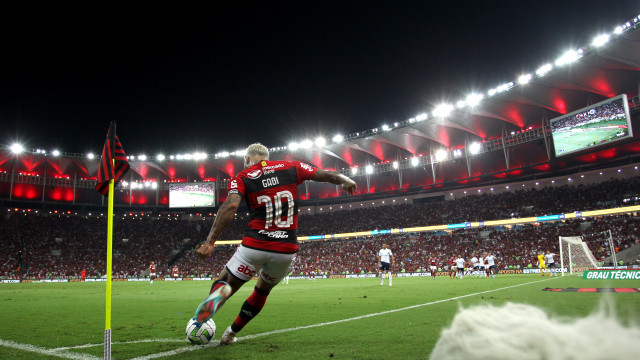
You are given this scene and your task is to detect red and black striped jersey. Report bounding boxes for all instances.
[149,264,156,272]
[227,160,317,253]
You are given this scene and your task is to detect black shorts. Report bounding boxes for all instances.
[547,263,556,268]
[473,266,479,270]
[457,267,464,271]
[380,262,391,271]
[489,265,495,270]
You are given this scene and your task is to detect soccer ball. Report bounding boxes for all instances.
[186,317,216,345]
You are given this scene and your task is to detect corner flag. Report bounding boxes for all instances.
[95,121,128,360]
[96,122,129,196]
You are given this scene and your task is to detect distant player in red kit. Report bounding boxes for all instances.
[448,257,456,278]
[149,261,156,285]
[428,256,438,280]
[194,143,356,345]
[172,265,179,281]
[81,269,87,282]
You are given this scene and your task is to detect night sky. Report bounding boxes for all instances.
[1,1,638,156]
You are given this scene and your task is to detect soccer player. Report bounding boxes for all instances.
[537,251,550,276]
[194,143,356,345]
[378,243,394,286]
[485,252,497,278]
[545,250,557,277]
[448,257,456,278]
[81,269,86,282]
[149,261,156,284]
[172,265,179,281]
[477,254,484,278]
[454,256,465,279]
[429,256,438,280]
[470,254,479,277]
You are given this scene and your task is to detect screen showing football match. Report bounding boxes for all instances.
[169,183,215,208]
[551,94,632,157]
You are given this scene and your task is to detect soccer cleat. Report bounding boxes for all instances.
[220,326,238,345]
[194,282,232,324]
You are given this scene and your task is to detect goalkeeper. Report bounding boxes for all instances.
[537,251,551,277]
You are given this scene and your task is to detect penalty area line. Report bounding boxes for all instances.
[128,277,557,360]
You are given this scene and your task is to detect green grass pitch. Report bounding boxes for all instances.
[1,275,639,359]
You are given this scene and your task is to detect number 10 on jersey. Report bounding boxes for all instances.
[257,190,294,229]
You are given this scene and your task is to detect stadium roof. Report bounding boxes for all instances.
[2,16,640,196]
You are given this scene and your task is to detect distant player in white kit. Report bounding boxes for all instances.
[545,250,557,276]
[454,256,465,279]
[485,252,497,278]
[378,244,394,286]
[470,254,479,277]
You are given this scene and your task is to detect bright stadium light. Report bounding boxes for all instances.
[351,167,358,175]
[433,103,453,118]
[365,165,373,174]
[151,182,158,189]
[469,142,481,155]
[87,153,95,159]
[592,33,610,47]
[613,26,623,35]
[52,150,60,156]
[536,63,553,77]
[435,149,448,162]
[496,82,514,93]
[518,74,532,85]
[555,49,582,66]
[333,134,344,143]
[299,139,313,149]
[138,155,147,161]
[169,155,175,160]
[10,143,24,154]
[392,161,399,169]
[382,124,390,131]
[156,154,165,161]
[144,182,151,188]
[415,113,428,121]
[466,93,483,107]
[411,157,419,167]
[487,88,497,96]
[456,100,466,108]
[315,137,326,147]
[289,142,299,151]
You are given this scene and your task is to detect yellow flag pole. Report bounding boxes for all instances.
[104,163,115,359]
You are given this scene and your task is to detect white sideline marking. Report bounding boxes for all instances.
[53,338,187,351]
[126,277,556,360]
[0,339,100,360]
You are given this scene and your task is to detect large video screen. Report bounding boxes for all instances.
[169,183,215,208]
[551,94,632,157]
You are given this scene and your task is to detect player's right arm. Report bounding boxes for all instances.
[311,169,357,195]
[196,193,243,259]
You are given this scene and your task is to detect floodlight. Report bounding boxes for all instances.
[592,34,610,47]
[411,157,419,167]
[10,143,24,154]
[332,134,343,143]
[408,118,416,123]
[466,93,483,107]
[613,26,623,34]
[536,63,553,76]
[382,124,390,131]
[518,74,532,85]
[87,153,95,159]
[169,155,175,160]
[487,89,497,96]
[365,165,373,174]
[156,154,165,161]
[152,182,157,189]
[144,182,151,188]
[456,100,466,108]
[392,161,399,169]
[351,167,358,175]
[496,82,514,93]
[315,137,326,147]
[433,104,453,118]
[289,142,299,151]
[415,113,428,121]
[555,49,581,66]
[52,150,60,156]
[435,149,447,162]
[299,139,313,149]
[469,142,481,155]
[138,155,147,161]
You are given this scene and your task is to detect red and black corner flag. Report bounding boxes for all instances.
[95,121,130,196]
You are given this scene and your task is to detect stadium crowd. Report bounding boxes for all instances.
[1,177,639,279]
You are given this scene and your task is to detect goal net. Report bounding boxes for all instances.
[559,236,600,275]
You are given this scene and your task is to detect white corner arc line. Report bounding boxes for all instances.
[0,339,100,360]
[127,277,556,360]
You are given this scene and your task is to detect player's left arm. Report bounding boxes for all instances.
[197,193,243,259]
[311,169,357,195]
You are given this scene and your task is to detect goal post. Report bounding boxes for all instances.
[558,236,599,276]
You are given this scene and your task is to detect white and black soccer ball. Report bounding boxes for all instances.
[186,317,216,345]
